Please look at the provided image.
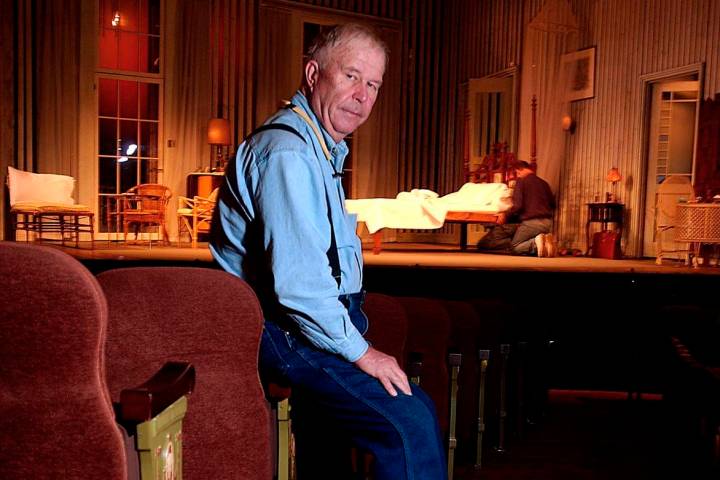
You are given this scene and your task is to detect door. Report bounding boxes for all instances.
[642,79,699,257]
[96,0,163,238]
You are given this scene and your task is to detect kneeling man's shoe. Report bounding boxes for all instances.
[534,234,546,257]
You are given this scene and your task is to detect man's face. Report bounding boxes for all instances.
[305,37,386,143]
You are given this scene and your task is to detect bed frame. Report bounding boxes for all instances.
[367,95,538,254]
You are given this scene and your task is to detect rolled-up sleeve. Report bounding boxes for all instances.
[252,147,369,362]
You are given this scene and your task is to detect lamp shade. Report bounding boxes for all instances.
[606,167,622,183]
[207,118,231,145]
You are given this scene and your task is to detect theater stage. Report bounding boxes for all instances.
[57,240,718,276]
[53,240,719,393]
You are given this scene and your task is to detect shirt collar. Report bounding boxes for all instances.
[290,91,349,160]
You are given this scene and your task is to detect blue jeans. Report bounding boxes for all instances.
[511,217,553,255]
[260,296,446,480]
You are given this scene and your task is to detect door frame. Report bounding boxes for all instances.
[635,63,704,258]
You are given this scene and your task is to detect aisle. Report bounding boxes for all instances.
[454,389,704,480]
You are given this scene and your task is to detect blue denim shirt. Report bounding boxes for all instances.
[210,92,368,362]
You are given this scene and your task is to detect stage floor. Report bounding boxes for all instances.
[51,240,720,276]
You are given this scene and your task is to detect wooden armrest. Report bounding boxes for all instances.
[448,352,462,367]
[119,361,195,424]
[266,382,292,401]
[407,351,424,378]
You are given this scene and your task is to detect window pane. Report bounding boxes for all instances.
[119,80,138,118]
[140,158,158,184]
[138,35,150,74]
[141,36,161,73]
[98,29,119,69]
[140,121,158,157]
[99,157,118,194]
[119,0,139,32]
[118,32,139,71]
[148,0,160,35]
[100,0,115,29]
[99,118,117,156]
[138,83,158,119]
[120,120,138,153]
[120,158,139,192]
[98,78,118,117]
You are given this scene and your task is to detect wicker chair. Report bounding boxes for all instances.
[121,183,172,246]
[177,188,218,248]
[654,175,694,265]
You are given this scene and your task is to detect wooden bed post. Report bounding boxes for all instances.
[530,94,537,170]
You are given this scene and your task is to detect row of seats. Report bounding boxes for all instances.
[270,291,545,479]
[0,242,272,479]
[661,305,720,476]
[0,241,544,479]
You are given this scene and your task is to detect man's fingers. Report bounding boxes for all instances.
[394,374,412,396]
[380,377,398,397]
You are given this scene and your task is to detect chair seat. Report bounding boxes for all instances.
[11,202,93,214]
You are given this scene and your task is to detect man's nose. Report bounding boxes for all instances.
[353,83,368,103]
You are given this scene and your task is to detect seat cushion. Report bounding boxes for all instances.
[7,167,75,205]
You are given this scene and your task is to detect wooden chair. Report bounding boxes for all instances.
[121,183,172,246]
[177,187,218,248]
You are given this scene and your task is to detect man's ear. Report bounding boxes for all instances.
[305,60,319,91]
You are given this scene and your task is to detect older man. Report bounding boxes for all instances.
[210,24,445,479]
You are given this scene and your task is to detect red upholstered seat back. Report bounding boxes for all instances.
[97,267,272,480]
[397,296,452,432]
[0,242,127,479]
[443,299,483,460]
[364,292,409,368]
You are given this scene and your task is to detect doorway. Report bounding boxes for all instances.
[641,69,702,258]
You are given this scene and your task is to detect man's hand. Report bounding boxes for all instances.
[355,346,412,397]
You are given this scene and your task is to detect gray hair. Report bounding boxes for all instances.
[306,23,389,71]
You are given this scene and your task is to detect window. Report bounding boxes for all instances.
[97,0,162,234]
[99,0,160,74]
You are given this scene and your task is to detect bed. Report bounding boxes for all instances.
[345,182,512,254]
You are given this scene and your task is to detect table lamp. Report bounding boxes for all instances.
[207,118,231,171]
[606,167,622,202]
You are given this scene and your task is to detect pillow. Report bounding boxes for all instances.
[7,167,76,206]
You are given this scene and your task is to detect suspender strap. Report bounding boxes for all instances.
[246,122,341,289]
[248,123,305,141]
[324,187,341,288]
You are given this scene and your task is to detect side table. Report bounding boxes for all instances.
[586,202,624,255]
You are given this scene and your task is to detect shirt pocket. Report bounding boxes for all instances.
[334,212,363,292]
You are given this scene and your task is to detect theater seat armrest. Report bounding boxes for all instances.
[119,361,196,424]
[407,351,424,379]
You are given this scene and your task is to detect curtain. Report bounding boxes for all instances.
[518,0,579,193]
[33,0,81,179]
[164,0,256,241]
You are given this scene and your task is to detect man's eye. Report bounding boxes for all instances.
[347,74,358,81]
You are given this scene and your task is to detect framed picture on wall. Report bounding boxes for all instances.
[561,47,596,101]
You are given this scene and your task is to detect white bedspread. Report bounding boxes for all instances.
[345,182,512,234]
